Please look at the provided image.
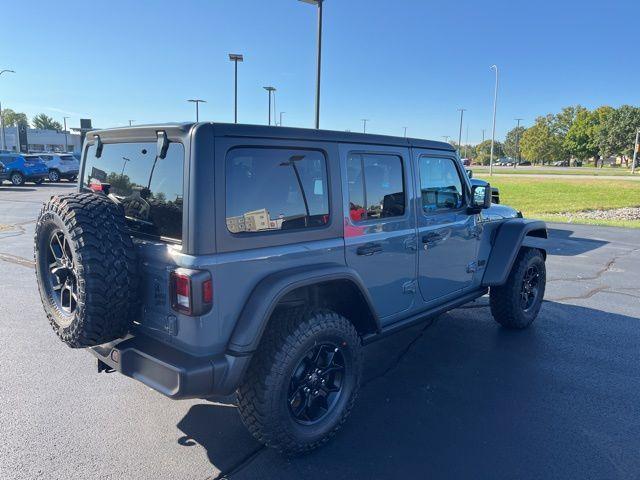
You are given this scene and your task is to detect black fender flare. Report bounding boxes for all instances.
[227,264,380,355]
[482,219,548,286]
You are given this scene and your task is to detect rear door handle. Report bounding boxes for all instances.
[357,242,383,256]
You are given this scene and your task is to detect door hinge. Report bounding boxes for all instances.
[402,280,417,294]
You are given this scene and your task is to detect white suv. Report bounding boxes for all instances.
[38,153,80,182]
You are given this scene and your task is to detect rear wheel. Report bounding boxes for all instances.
[11,172,24,186]
[490,248,546,329]
[48,170,60,182]
[237,309,362,455]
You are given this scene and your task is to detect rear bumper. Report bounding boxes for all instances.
[89,334,251,399]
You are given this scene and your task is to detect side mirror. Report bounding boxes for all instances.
[469,184,492,212]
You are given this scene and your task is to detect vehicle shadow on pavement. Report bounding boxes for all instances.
[176,300,640,479]
[546,228,608,256]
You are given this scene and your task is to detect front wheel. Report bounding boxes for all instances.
[237,309,362,455]
[48,170,60,182]
[490,248,546,329]
[11,172,25,186]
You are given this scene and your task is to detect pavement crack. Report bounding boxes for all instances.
[0,252,34,268]
[550,285,610,302]
[210,445,266,480]
[547,247,640,283]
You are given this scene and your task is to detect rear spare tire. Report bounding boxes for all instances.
[34,193,139,347]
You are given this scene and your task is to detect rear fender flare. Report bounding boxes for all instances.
[227,264,380,354]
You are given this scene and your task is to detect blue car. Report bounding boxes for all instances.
[0,153,49,186]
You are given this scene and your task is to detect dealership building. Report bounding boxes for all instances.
[0,125,82,153]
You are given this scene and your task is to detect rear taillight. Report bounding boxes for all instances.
[170,268,212,316]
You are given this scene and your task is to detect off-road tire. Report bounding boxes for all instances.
[10,172,24,186]
[490,248,546,329]
[34,192,139,347]
[237,309,362,455]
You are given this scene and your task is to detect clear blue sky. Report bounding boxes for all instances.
[1,0,638,143]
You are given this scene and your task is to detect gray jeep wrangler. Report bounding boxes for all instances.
[34,123,547,455]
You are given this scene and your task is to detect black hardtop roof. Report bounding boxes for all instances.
[90,122,455,151]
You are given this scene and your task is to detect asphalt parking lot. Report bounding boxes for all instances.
[1,183,639,479]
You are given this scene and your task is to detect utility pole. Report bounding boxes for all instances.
[482,129,486,143]
[279,112,285,127]
[442,135,450,143]
[632,128,639,175]
[403,127,407,138]
[128,120,135,126]
[457,108,466,155]
[63,116,69,152]
[188,99,206,122]
[228,53,243,123]
[361,119,369,133]
[464,124,469,158]
[263,87,276,125]
[299,0,323,129]
[489,65,499,176]
[514,118,523,168]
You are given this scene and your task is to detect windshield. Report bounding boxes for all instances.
[82,142,184,242]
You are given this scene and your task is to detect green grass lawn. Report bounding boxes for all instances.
[473,166,637,176]
[476,176,640,228]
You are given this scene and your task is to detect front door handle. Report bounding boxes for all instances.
[357,242,383,256]
[422,232,443,243]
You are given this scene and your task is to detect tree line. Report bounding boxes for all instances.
[461,105,640,167]
[1,109,64,131]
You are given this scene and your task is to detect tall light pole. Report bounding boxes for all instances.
[0,69,15,150]
[403,127,407,138]
[299,0,323,129]
[482,129,486,143]
[464,123,469,158]
[63,116,70,152]
[188,99,206,122]
[128,120,135,126]
[279,112,285,127]
[632,128,639,175]
[228,53,243,123]
[442,135,450,143]
[457,108,466,155]
[263,87,276,125]
[489,64,499,176]
[361,119,369,133]
[514,118,523,168]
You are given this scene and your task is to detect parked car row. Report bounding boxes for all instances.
[0,152,79,186]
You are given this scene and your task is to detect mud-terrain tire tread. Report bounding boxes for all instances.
[34,192,139,347]
[490,248,545,329]
[237,309,362,455]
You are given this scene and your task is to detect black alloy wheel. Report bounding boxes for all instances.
[288,343,346,425]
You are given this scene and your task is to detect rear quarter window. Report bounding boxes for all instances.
[225,148,329,233]
[82,142,184,242]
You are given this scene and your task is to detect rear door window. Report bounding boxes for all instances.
[347,153,405,221]
[82,142,184,242]
[225,148,329,233]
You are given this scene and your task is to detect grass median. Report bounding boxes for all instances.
[476,175,640,228]
[473,166,636,176]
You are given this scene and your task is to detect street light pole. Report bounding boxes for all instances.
[361,119,369,133]
[632,128,639,175]
[228,54,243,123]
[457,108,466,155]
[514,118,523,168]
[128,120,135,126]
[403,127,407,138]
[489,65,499,176]
[63,116,69,152]
[263,87,276,125]
[299,0,323,129]
[0,69,15,150]
[482,129,486,143]
[279,112,285,127]
[442,135,450,143]
[187,99,206,122]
